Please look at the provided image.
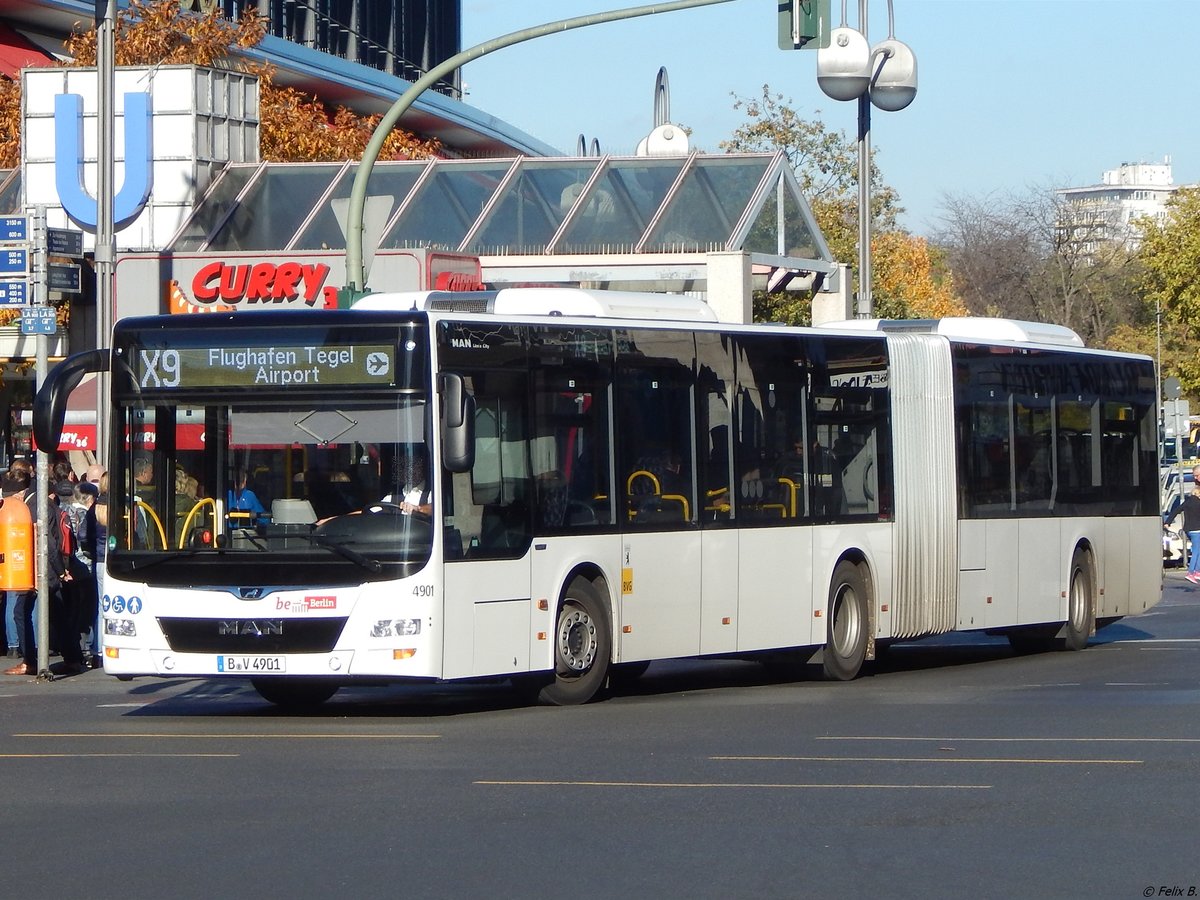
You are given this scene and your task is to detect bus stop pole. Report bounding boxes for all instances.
[341,0,738,301]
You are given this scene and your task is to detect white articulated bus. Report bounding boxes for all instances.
[34,289,1162,706]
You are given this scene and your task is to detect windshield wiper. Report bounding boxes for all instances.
[302,533,383,573]
[125,549,204,572]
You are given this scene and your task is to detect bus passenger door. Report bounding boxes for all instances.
[440,364,534,681]
[615,333,704,661]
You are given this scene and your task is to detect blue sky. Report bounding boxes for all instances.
[462,0,1197,237]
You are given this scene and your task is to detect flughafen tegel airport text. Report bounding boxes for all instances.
[137,345,387,389]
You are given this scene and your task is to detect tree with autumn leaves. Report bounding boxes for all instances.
[0,0,440,169]
[721,86,964,325]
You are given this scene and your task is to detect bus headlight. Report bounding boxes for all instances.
[104,619,137,637]
[395,618,421,636]
[371,618,422,637]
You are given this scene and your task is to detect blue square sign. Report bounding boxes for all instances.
[0,280,28,305]
[0,217,28,242]
[20,305,56,335]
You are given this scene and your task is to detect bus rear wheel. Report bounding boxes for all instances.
[252,678,339,708]
[538,578,611,706]
[824,560,870,681]
[1063,548,1094,651]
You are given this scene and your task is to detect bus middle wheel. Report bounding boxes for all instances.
[824,560,870,681]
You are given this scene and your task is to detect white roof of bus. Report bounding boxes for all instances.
[353,288,719,322]
[819,316,1085,347]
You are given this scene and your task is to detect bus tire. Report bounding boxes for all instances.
[539,577,611,706]
[1063,548,1094,652]
[823,560,870,681]
[252,678,339,708]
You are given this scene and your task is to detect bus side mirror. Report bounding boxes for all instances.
[33,349,109,453]
[440,373,475,473]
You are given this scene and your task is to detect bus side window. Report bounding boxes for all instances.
[449,371,533,560]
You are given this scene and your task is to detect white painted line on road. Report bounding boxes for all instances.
[820,736,1200,743]
[475,780,992,790]
[0,753,238,759]
[711,755,1141,765]
[15,732,441,739]
[97,703,149,708]
[1018,683,1081,688]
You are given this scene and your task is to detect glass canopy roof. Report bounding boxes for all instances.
[170,151,833,268]
[0,169,20,216]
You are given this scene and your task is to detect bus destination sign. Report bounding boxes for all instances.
[135,344,397,389]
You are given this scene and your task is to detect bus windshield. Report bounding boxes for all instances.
[107,316,431,582]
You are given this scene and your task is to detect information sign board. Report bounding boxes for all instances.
[0,248,30,276]
[19,305,57,335]
[0,217,29,243]
[0,280,29,305]
[47,263,82,293]
[47,228,84,257]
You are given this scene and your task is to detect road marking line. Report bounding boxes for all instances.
[1104,682,1169,686]
[0,753,238,759]
[14,732,439,739]
[710,755,1141,765]
[475,780,991,790]
[819,736,1200,743]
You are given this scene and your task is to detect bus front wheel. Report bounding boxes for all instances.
[823,560,870,681]
[539,578,611,706]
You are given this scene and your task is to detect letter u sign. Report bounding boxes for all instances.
[54,91,154,231]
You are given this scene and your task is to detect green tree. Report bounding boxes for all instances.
[1129,187,1200,399]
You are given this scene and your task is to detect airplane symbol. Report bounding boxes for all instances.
[366,352,390,377]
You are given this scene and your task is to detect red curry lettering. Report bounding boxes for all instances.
[191,261,332,306]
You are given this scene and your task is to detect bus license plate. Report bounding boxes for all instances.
[217,655,286,673]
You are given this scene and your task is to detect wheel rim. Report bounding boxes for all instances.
[556,604,598,674]
[1069,567,1088,632]
[830,583,861,657]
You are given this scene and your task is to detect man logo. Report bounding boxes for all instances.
[217,620,283,637]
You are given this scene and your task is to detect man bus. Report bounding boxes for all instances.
[33,290,1161,706]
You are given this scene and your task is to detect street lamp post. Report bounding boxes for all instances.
[815,0,916,318]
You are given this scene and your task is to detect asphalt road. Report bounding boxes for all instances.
[3,573,1199,900]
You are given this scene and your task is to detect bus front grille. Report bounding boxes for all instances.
[157,617,348,654]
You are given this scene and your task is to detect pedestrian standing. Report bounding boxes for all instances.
[1169,465,1200,583]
